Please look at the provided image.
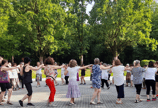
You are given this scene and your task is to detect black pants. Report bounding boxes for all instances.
[101,79,109,88]
[65,76,69,84]
[115,84,124,98]
[135,84,142,95]
[145,80,156,95]
[25,83,33,96]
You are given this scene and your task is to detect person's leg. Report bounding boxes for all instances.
[105,80,109,88]
[151,81,156,98]
[126,76,128,86]
[101,79,104,88]
[91,88,98,102]
[116,84,124,102]
[81,76,83,84]
[27,84,33,103]
[7,88,12,102]
[21,83,32,102]
[97,88,101,102]
[46,79,56,103]
[156,82,158,96]
[0,91,5,104]
[145,80,150,99]
[83,76,86,84]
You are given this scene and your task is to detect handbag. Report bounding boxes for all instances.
[0,68,10,83]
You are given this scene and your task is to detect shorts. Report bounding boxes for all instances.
[36,74,42,82]
[0,83,12,92]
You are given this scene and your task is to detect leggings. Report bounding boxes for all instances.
[101,79,109,88]
[145,80,156,95]
[46,78,56,102]
[135,84,142,95]
[65,76,69,84]
[25,83,33,96]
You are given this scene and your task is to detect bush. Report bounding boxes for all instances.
[140,60,156,67]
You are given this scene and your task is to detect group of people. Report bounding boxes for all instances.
[0,55,158,107]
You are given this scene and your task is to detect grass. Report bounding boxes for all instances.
[32,69,127,79]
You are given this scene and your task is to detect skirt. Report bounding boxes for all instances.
[61,74,65,79]
[66,79,81,98]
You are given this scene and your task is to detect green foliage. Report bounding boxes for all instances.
[10,0,69,62]
[89,0,158,57]
[140,59,156,67]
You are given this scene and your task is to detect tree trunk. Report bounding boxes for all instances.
[39,56,43,64]
[12,56,14,64]
[80,55,83,65]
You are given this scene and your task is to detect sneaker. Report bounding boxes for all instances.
[152,98,157,101]
[47,103,57,107]
[68,103,74,106]
[90,101,96,105]
[116,100,123,104]
[27,103,35,106]
[97,101,103,104]
[156,94,158,97]
[147,99,150,102]
[84,83,86,85]
[107,87,110,90]
[80,83,83,85]
[19,100,23,107]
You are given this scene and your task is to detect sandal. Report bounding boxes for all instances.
[116,101,123,104]
[7,101,13,105]
[90,101,96,105]
[138,99,142,102]
[135,100,138,103]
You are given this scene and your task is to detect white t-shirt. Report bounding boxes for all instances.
[36,66,42,74]
[112,66,125,86]
[145,68,157,80]
[102,69,108,80]
[67,66,80,80]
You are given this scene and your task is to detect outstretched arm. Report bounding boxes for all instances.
[100,65,111,70]
[79,64,92,70]
[30,64,44,71]
[1,67,17,71]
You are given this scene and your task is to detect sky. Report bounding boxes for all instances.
[86,1,95,15]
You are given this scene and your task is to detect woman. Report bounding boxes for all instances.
[131,60,145,103]
[19,57,44,107]
[110,56,129,104]
[44,57,64,107]
[90,58,111,105]
[125,64,131,87]
[80,64,86,85]
[101,63,110,89]
[36,62,42,87]
[64,59,91,106]
[0,59,18,105]
[145,61,157,102]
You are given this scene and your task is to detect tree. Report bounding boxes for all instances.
[89,0,158,57]
[64,0,91,65]
[11,0,68,63]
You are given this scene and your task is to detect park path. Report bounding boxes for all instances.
[0,77,158,108]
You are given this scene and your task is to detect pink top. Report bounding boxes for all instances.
[44,65,55,80]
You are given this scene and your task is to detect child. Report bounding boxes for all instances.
[64,59,91,106]
[101,63,110,89]
[80,64,86,85]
